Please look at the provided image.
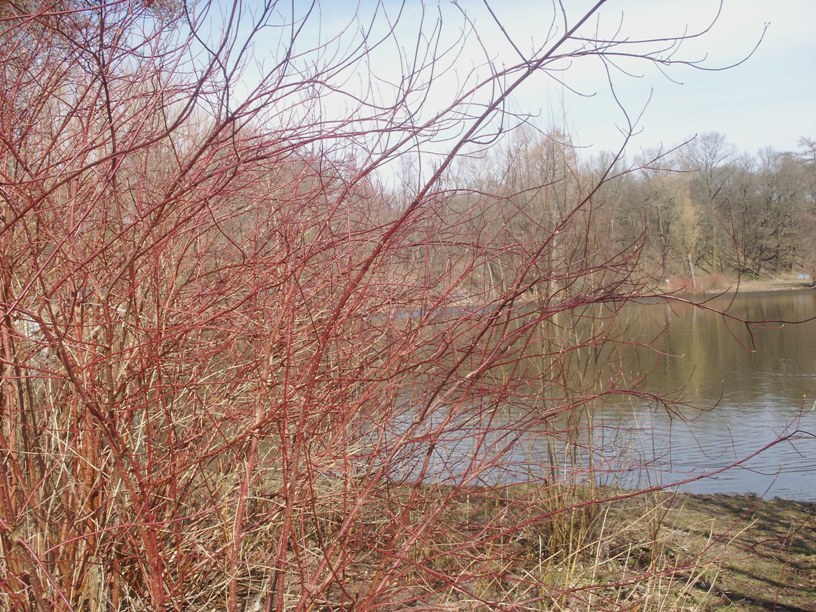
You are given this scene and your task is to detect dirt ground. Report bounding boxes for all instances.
[660,493,816,611]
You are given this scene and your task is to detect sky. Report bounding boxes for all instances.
[547,0,816,156]
[304,0,816,159]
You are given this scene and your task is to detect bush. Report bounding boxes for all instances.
[0,1,765,609]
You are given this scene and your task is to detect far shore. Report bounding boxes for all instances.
[719,277,815,294]
[667,273,815,297]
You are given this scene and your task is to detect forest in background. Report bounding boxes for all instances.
[413,130,816,302]
[1,1,812,609]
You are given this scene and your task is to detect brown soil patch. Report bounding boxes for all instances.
[658,493,816,611]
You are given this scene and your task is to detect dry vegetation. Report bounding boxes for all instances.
[659,494,816,612]
[1,1,812,610]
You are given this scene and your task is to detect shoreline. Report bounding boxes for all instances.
[388,482,815,609]
[670,274,815,298]
[707,279,813,295]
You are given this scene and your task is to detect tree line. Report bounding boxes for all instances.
[400,130,816,301]
[618,133,815,284]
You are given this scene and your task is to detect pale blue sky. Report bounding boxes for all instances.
[550,0,816,156]
[239,0,815,158]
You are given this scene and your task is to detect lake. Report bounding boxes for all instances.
[387,289,816,501]
[603,289,816,501]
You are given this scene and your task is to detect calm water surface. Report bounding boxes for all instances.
[393,290,816,501]
[606,289,816,501]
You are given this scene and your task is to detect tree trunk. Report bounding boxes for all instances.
[687,253,697,289]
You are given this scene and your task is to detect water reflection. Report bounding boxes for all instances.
[388,290,816,501]
[610,290,816,500]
